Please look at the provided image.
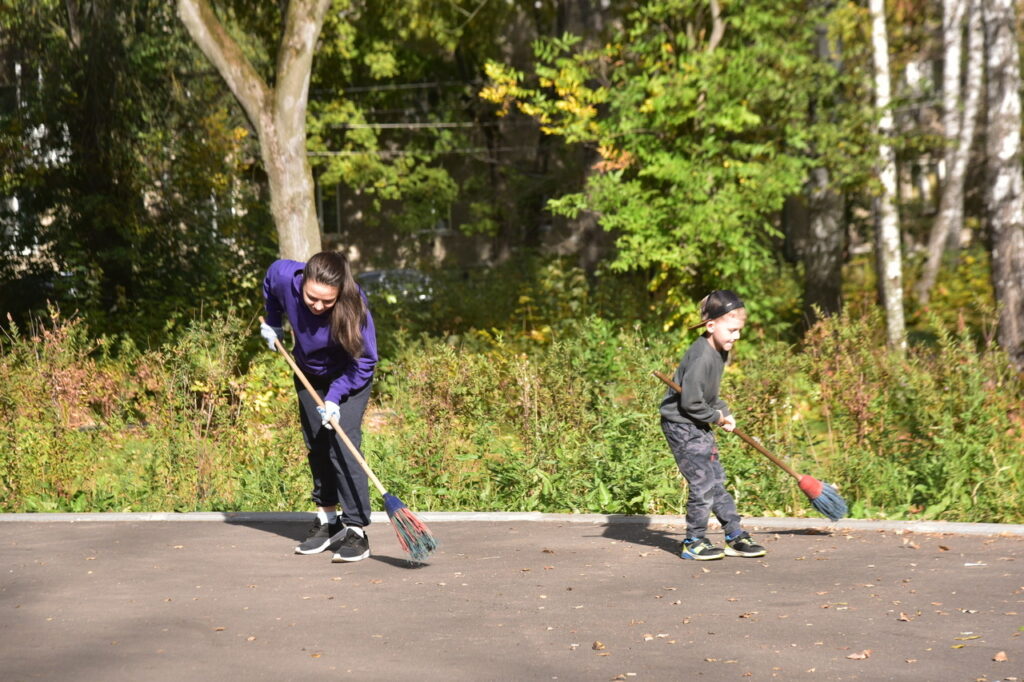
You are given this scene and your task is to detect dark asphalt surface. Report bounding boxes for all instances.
[2,519,1022,681]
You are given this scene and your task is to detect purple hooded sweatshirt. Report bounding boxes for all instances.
[262,259,377,404]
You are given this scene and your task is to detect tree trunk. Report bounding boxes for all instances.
[796,19,846,325]
[983,0,1024,369]
[177,0,328,262]
[869,0,906,349]
[917,0,983,305]
[804,167,845,322]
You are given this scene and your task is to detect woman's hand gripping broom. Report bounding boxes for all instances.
[262,317,438,561]
[653,370,848,521]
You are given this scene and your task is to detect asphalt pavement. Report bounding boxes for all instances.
[2,514,1022,681]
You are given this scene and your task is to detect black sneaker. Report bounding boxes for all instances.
[294,518,346,555]
[331,529,370,562]
[680,537,725,561]
[724,531,767,558]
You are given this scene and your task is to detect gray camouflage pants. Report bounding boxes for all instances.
[661,418,742,540]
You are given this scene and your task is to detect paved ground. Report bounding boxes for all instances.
[2,516,1022,681]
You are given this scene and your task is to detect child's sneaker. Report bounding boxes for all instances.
[724,531,766,558]
[294,518,346,555]
[680,537,725,561]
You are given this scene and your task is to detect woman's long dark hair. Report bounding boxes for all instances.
[303,251,366,358]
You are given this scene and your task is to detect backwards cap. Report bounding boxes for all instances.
[689,289,745,330]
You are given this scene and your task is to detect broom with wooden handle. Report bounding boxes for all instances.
[261,317,438,561]
[653,370,848,521]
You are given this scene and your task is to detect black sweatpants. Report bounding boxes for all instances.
[295,375,372,528]
[661,418,742,540]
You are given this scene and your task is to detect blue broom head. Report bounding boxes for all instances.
[383,492,438,562]
[810,483,848,522]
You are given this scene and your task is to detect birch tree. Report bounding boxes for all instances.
[983,0,1024,368]
[177,0,329,261]
[916,0,983,305]
[869,0,905,349]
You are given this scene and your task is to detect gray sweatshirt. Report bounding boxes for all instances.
[659,335,731,425]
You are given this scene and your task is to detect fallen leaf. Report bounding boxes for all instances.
[938,545,950,551]
[846,650,871,660]
[993,651,1008,662]
[739,612,757,619]
[905,659,917,663]
[954,635,980,641]
[592,641,606,650]
[898,612,912,621]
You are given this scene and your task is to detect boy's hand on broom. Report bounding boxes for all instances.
[717,412,737,432]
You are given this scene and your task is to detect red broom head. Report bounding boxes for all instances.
[798,475,848,521]
[383,493,438,562]
[797,475,823,499]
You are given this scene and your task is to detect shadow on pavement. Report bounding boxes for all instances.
[599,520,682,556]
[598,518,841,555]
[224,519,430,569]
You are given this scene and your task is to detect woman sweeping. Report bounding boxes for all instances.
[259,251,378,563]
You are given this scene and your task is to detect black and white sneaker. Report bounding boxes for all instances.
[294,518,346,555]
[724,531,767,558]
[331,529,370,562]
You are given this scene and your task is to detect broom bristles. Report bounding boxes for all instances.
[383,492,438,562]
[797,475,848,521]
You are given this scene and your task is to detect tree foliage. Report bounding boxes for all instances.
[0,0,273,339]
[482,0,877,327]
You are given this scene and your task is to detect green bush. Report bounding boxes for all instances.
[1,273,1022,523]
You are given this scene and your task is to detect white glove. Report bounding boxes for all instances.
[260,322,284,350]
[316,400,340,430]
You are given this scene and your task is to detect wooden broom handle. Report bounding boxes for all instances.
[260,316,388,495]
[652,370,801,480]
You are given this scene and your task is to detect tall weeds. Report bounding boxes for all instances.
[2,288,1021,522]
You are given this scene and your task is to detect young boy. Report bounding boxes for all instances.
[659,290,766,561]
